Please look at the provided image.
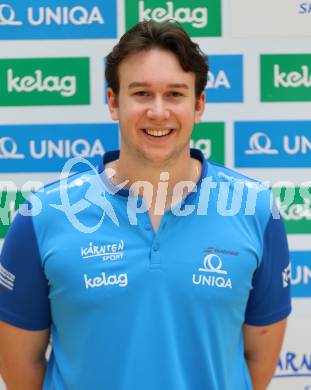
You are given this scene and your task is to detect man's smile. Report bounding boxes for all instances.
[142,128,175,138]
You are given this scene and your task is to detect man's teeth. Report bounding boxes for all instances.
[144,129,172,137]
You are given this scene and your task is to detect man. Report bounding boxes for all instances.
[0,21,291,389]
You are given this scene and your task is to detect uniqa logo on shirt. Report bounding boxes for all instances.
[192,254,232,288]
[0,58,90,106]
[261,54,311,102]
[125,0,221,37]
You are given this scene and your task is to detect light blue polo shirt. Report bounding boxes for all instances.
[0,150,291,390]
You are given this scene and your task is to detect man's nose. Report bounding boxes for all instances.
[146,97,170,120]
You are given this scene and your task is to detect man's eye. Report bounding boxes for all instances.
[135,91,149,96]
[169,91,183,97]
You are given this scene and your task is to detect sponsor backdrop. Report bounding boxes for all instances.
[0,0,310,389]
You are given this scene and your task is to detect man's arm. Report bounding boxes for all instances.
[243,319,287,390]
[0,321,50,390]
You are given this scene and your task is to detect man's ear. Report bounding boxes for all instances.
[107,87,119,121]
[194,91,206,123]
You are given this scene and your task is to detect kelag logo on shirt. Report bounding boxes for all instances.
[290,252,311,298]
[0,1,117,39]
[272,186,311,234]
[234,121,311,168]
[0,191,27,239]
[261,54,311,102]
[206,55,243,103]
[190,122,225,164]
[0,58,90,106]
[0,124,119,172]
[125,0,221,37]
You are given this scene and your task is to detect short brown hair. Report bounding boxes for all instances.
[105,20,208,98]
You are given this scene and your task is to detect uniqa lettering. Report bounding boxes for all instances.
[84,272,128,288]
[192,274,232,288]
[291,265,311,285]
[28,6,104,26]
[206,70,231,89]
[7,69,76,97]
[274,64,311,88]
[283,135,311,155]
[29,139,104,159]
[139,1,208,28]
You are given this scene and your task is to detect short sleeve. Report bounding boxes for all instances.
[244,215,291,326]
[0,209,51,330]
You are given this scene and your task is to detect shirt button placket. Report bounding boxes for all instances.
[150,241,161,268]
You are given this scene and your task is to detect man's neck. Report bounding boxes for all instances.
[106,151,201,197]
[105,150,202,231]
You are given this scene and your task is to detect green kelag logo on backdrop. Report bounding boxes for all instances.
[261,54,311,102]
[0,58,90,106]
[125,0,221,37]
[0,191,27,239]
[273,186,311,234]
[190,122,225,164]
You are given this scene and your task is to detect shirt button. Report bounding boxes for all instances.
[153,243,160,252]
[145,223,152,231]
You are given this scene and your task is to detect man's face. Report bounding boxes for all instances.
[107,48,205,166]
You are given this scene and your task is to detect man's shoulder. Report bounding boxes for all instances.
[207,161,264,188]
[28,169,101,206]
[205,161,274,224]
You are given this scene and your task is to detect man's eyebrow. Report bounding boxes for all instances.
[128,82,151,89]
[128,82,189,89]
[167,83,189,89]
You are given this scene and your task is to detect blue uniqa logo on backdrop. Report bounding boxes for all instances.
[290,252,311,298]
[0,1,117,39]
[234,121,311,167]
[0,124,119,172]
[205,55,243,103]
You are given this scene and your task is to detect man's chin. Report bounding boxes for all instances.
[138,148,185,167]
